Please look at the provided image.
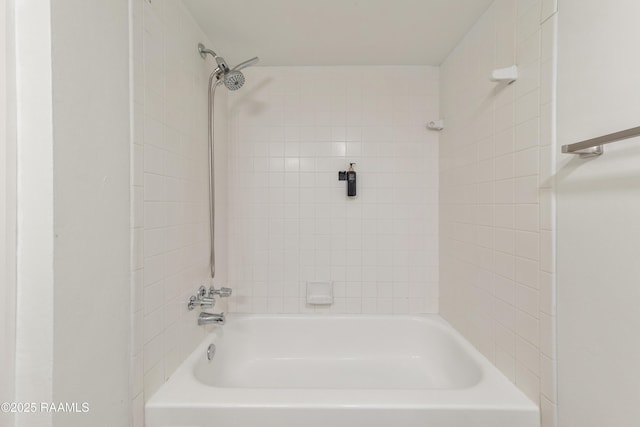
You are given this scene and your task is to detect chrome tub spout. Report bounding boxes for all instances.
[198,312,226,326]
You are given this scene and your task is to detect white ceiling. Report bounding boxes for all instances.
[182,0,493,67]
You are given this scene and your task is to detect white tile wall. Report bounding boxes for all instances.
[127,1,558,426]
[439,0,557,426]
[226,66,440,314]
[130,0,227,425]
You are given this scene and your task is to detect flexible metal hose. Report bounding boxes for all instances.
[208,72,222,278]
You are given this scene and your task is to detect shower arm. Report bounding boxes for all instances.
[199,43,230,75]
[198,43,217,59]
[208,71,222,279]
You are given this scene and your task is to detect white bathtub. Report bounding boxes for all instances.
[146,314,539,427]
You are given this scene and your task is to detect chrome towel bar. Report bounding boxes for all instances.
[561,125,640,158]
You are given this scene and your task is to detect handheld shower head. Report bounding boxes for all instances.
[222,56,258,90]
[223,70,245,90]
[216,56,260,91]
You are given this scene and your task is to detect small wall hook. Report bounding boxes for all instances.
[427,119,444,131]
[491,65,518,84]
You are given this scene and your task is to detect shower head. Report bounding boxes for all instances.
[224,57,259,90]
[198,43,259,92]
[223,70,245,90]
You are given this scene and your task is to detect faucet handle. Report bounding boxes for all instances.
[187,285,217,311]
[197,285,208,299]
[209,286,232,298]
[188,295,215,310]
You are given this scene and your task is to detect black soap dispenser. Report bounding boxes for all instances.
[346,163,356,197]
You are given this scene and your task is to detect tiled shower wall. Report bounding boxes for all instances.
[130,0,228,425]
[226,66,440,314]
[439,0,557,426]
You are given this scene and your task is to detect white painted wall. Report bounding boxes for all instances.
[226,66,440,314]
[12,1,132,425]
[49,0,131,426]
[13,0,54,424]
[1,1,17,426]
[556,1,640,426]
[439,0,558,425]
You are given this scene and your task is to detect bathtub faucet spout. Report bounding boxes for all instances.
[198,312,226,326]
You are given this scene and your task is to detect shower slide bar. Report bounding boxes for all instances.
[561,125,640,158]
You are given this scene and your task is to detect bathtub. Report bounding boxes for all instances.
[146,314,539,427]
